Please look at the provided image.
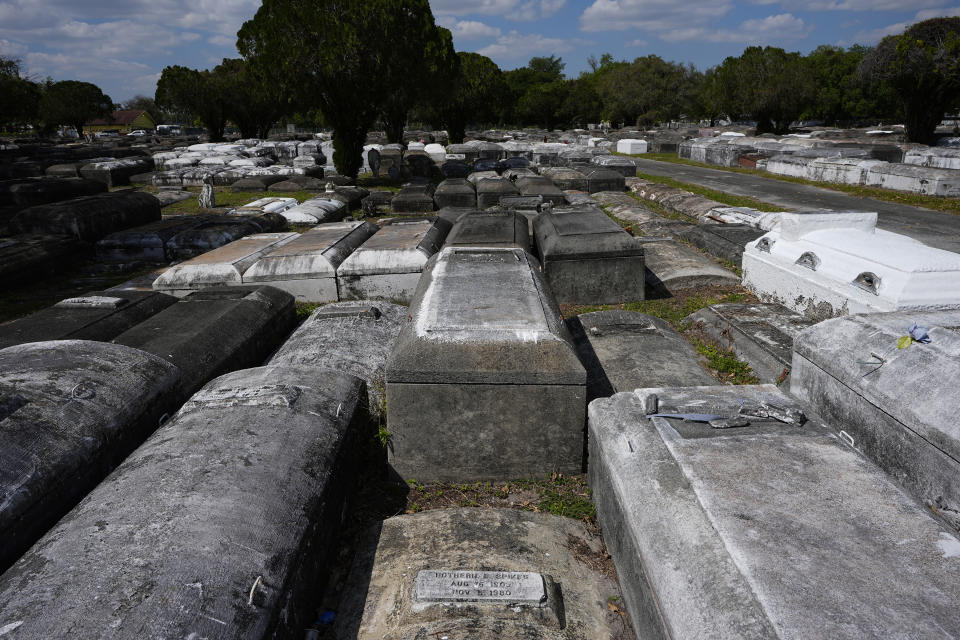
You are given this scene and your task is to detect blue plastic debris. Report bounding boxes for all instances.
[908,323,931,343]
[320,610,336,625]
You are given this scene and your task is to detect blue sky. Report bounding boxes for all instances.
[0,0,958,103]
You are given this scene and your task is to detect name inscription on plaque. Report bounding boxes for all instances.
[413,570,546,604]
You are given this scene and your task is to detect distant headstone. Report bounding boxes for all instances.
[198,183,214,209]
[368,148,381,177]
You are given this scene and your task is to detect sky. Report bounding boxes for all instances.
[0,0,958,103]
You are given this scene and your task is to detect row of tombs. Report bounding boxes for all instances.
[1,198,960,637]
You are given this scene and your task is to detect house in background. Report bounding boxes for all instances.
[86,109,156,133]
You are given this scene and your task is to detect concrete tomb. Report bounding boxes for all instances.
[0,290,177,350]
[540,167,588,192]
[114,285,296,403]
[280,195,348,224]
[79,157,153,187]
[95,215,214,263]
[242,222,378,302]
[570,311,715,400]
[0,176,106,208]
[534,206,645,304]
[433,177,477,209]
[445,210,532,253]
[440,160,470,178]
[385,247,586,481]
[233,196,298,216]
[0,340,180,570]
[230,174,286,191]
[641,238,740,294]
[153,232,298,296]
[615,139,648,154]
[164,216,269,261]
[685,303,814,384]
[334,508,624,639]
[589,383,960,640]
[10,191,161,242]
[476,176,520,209]
[514,175,566,206]
[791,310,960,531]
[0,364,366,638]
[742,210,960,319]
[582,167,625,193]
[269,300,407,421]
[466,170,498,186]
[591,155,638,177]
[392,183,436,213]
[677,223,765,265]
[0,233,79,285]
[338,219,451,304]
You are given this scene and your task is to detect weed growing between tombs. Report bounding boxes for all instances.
[633,169,786,212]
[636,153,960,216]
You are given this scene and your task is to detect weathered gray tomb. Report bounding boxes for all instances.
[385,247,586,481]
[589,384,960,640]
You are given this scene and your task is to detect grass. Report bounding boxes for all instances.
[563,286,754,329]
[294,301,326,322]
[689,336,760,385]
[634,170,786,212]
[633,151,960,216]
[152,186,319,216]
[404,473,597,525]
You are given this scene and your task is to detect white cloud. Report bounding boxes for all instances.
[0,38,26,58]
[431,0,565,21]
[846,6,960,44]
[445,20,502,40]
[627,38,648,46]
[579,0,734,32]
[207,34,235,47]
[778,0,948,9]
[477,30,591,59]
[662,13,813,43]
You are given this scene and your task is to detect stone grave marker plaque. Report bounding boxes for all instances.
[414,569,546,604]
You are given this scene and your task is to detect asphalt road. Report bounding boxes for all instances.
[633,158,960,254]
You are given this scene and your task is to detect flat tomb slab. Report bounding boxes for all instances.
[95,215,213,263]
[386,247,586,482]
[791,309,960,530]
[334,508,624,639]
[677,223,764,266]
[0,365,366,639]
[0,290,177,350]
[337,219,450,304]
[640,238,740,294]
[152,232,298,296]
[9,191,161,242]
[589,384,960,640]
[685,303,813,384]
[570,311,715,400]
[534,207,645,304]
[242,222,377,302]
[0,340,180,570]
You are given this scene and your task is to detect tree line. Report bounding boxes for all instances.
[1,1,958,172]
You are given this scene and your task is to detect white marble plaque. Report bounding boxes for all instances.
[413,570,545,603]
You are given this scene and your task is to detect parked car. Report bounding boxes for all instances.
[127,129,148,137]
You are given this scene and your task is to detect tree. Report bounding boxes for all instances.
[711,46,814,134]
[859,17,960,144]
[502,56,567,123]
[557,75,603,128]
[156,65,228,140]
[40,80,112,136]
[239,0,448,178]
[0,57,41,130]
[596,55,700,127]
[430,51,506,144]
[378,25,458,143]
[215,58,289,138]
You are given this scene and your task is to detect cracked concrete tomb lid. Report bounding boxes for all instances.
[153,232,298,293]
[337,219,451,277]
[243,222,377,283]
[386,246,585,385]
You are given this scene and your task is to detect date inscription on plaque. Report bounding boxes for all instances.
[413,570,546,604]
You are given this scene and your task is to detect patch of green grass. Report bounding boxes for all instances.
[635,170,785,212]
[295,301,325,322]
[598,203,643,236]
[639,152,960,216]
[537,476,596,521]
[690,337,759,385]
